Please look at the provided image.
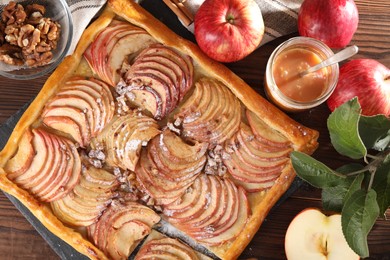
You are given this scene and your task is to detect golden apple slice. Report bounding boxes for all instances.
[64,77,115,132]
[108,32,156,86]
[163,174,211,223]
[200,186,250,246]
[7,129,47,182]
[92,111,160,171]
[42,106,91,147]
[51,158,119,226]
[175,78,241,147]
[107,220,151,260]
[246,109,291,148]
[88,201,160,259]
[84,20,132,82]
[4,129,34,176]
[133,43,193,101]
[135,231,205,260]
[84,20,156,86]
[43,136,81,202]
[7,128,81,202]
[223,123,291,192]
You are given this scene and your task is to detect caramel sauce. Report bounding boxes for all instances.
[272,48,328,102]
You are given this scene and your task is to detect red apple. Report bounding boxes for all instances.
[194,0,264,63]
[327,59,390,116]
[298,0,359,48]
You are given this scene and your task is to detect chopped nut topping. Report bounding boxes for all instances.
[0,1,61,67]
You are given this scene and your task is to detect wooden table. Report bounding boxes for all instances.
[0,0,389,259]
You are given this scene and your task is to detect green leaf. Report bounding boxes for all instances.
[371,154,390,216]
[322,164,365,212]
[291,151,345,188]
[327,98,367,159]
[359,115,390,151]
[342,189,380,258]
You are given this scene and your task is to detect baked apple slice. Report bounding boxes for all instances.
[51,158,119,227]
[135,129,206,205]
[42,77,114,148]
[88,200,160,259]
[246,109,291,148]
[122,43,193,119]
[223,123,291,192]
[174,78,241,147]
[91,111,160,171]
[84,20,157,86]
[163,174,250,247]
[135,43,193,100]
[4,129,34,175]
[135,230,203,260]
[5,128,81,202]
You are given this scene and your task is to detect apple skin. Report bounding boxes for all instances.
[298,0,358,48]
[327,59,390,116]
[194,0,264,63]
[285,208,359,260]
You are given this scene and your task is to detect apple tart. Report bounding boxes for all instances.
[0,0,319,259]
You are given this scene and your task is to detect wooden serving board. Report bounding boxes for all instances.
[0,1,303,259]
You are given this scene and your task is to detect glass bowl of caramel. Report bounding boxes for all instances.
[265,37,339,112]
[0,0,73,80]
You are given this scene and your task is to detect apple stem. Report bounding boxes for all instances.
[226,14,235,24]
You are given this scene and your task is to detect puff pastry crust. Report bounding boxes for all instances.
[0,0,319,259]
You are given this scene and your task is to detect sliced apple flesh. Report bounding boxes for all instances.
[5,128,81,202]
[122,43,194,120]
[163,174,251,246]
[51,157,119,227]
[174,78,241,147]
[285,208,359,260]
[88,201,160,259]
[135,230,201,260]
[134,129,207,205]
[91,111,160,171]
[42,77,115,148]
[223,120,292,192]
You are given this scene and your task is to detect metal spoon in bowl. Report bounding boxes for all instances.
[300,45,359,77]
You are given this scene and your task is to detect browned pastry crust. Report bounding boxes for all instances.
[0,1,319,259]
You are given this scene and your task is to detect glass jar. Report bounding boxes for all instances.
[265,37,339,112]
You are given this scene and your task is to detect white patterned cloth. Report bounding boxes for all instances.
[66,0,107,54]
[181,0,303,46]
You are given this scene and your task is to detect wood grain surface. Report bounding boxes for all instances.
[0,0,389,259]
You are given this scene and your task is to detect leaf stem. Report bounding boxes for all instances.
[345,168,368,176]
[366,154,381,160]
[367,168,376,191]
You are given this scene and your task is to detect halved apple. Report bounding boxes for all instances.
[174,78,241,147]
[84,20,157,87]
[88,200,160,259]
[91,111,160,171]
[51,158,118,227]
[285,208,359,260]
[122,43,193,119]
[42,77,114,148]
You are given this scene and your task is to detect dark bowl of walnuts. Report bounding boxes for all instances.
[0,0,73,79]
